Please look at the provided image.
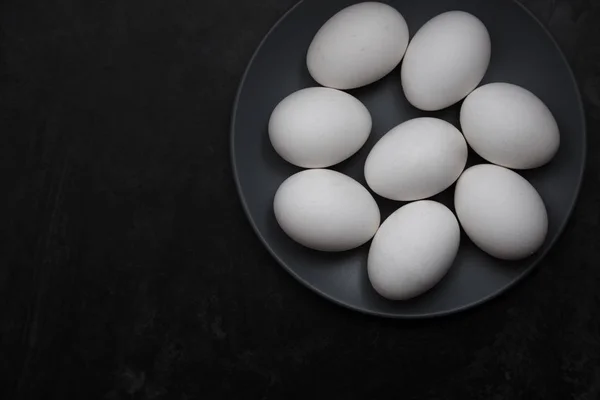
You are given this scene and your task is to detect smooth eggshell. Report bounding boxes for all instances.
[364,118,468,201]
[401,11,491,111]
[460,82,560,169]
[274,169,380,252]
[368,200,460,300]
[307,2,409,90]
[454,164,548,260]
[269,87,371,168]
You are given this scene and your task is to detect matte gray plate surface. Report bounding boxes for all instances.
[231,0,586,318]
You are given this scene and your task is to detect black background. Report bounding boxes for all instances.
[1,0,599,399]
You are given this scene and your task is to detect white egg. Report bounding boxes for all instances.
[274,169,380,252]
[268,87,371,168]
[460,82,560,169]
[307,2,409,90]
[368,200,460,300]
[364,118,468,201]
[454,164,548,260]
[401,11,491,111]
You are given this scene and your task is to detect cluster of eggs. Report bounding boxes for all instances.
[269,2,559,301]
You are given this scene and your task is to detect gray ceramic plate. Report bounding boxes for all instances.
[231,0,586,318]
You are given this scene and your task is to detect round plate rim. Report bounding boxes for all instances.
[230,0,587,319]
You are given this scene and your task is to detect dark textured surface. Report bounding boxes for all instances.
[0,0,599,399]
